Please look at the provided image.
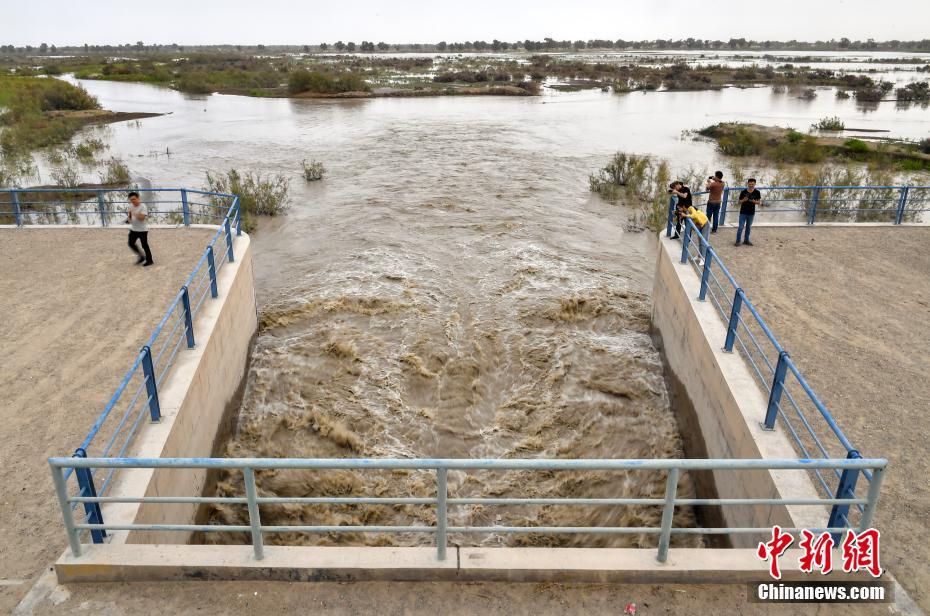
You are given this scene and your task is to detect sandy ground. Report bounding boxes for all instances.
[0,227,214,613]
[713,225,930,612]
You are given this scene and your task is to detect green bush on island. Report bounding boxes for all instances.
[204,168,291,231]
[843,138,871,154]
[287,69,368,95]
[0,75,100,154]
[814,116,845,131]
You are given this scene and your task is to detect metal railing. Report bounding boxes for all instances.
[672,212,884,533]
[665,184,930,234]
[49,456,887,563]
[0,187,242,543]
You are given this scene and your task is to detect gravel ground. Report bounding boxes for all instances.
[0,227,215,614]
[713,224,930,613]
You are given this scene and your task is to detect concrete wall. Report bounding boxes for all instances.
[651,236,822,546]
[99,233,257,544]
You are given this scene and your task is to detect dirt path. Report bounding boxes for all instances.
[713,225,930,612]
[0,227,213,613]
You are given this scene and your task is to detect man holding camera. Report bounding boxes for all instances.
[735,178,762,246]
[705,171,725,233]
[669,181,692,239]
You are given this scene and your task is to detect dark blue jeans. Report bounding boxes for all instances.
[706,202,721,231]
[736,213,754,243]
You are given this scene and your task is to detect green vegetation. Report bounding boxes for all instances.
[0,75,99,154]
[895,81,929,102]
[814,116,845,131]
[699,122,930,170]
[287,69,368,95]
[301,159,325,181]
[204,169,290,232]
[589,152,671,232]
[99,157,131,185]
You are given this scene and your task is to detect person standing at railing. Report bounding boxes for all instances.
[735,179,762,247]
[676,201,710,258]
[126,191,155,266]
[705,171,725,233]
[669,181,693,239]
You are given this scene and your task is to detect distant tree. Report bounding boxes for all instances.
[302,45,310,53]
[572,40,585,50]
[320,42,329,51]
[347,41,356,52]
[50,44,57,53]
[377,41,389,51]
[839,37,851,48]
[335,41,346,51]
[437,41,447,51]
[257,44,266,50]
[39,42,48,53]
[135,40,144,51]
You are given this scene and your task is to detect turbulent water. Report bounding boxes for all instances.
[56,62,930,548]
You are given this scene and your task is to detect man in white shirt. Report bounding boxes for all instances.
[126,191,154,266]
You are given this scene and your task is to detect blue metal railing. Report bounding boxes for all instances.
[50,456,887,563]
[1,187,242,534]
[671,208,886,533]
[665,184,930,234]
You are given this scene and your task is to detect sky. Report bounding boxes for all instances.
[5,0,929,46]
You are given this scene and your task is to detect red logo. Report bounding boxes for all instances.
[841,528,883,577]
[756,525,794,580]
[757,527,882,579]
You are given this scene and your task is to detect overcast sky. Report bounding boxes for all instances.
[7,0,929,46]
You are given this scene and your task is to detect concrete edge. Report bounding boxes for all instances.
[54,545,879,584]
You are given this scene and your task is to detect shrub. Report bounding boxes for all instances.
[288,69,368,94]
[895,81,930,102]
[99,157,131,185]
[50,161,81,187]
[204,168,290,231]
[715,126,766,156]
[302,159,325,181]
[588,151,671,232]
[919,138,930,155]
[843,138,870,154]
[814,116,845,131]
[835,90,851,99]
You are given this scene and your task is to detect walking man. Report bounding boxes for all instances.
[127,191,154,266]
[705,171,725,233]
[735,178,762,246]
[669,181,693,239]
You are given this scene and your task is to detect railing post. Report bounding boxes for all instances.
[224,217,235,263]
[807,187,821,225]
[720,187,729,227]
[73,448,106,544]
[243,467,265,560]
[180,286,195,348]
[11,190,23,226]
[50,462,82,557]
[97,191,108,227]
[234,196,242,236]
[698,248,713,301]
[723,289,743,352]
[828,450,862,541]
[680,220,692,263]
[859,466,885,532]
[895,187,909,225]
[140,345,161,422]
[763,351,790,430]
[206,246,218,298]
[665,196,676,237]
[181,189,190,226]
[656,467,679,563]
[436,468,448,561]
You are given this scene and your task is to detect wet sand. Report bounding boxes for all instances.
[713,225,930,612]
[0,227,214,613]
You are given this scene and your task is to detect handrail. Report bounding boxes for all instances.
[49,456,887,563]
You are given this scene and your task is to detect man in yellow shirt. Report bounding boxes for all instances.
[676,202,710,258]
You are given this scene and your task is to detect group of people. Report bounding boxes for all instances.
[670,173,763,248]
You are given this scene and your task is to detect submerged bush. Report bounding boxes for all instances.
[814,116,845,131]
[589,151,671,232]
[99,157,131,185]
[302,159,325,181]
[204,168,290,231]
[288,69,368,94]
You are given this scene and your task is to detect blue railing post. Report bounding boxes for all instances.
[224,218,235,263]
[206,246,218,298]
[140,345,161,422]
[763,351,790,430]
[11,190,23,226]
[807,187,821,225]
[665,196,676,237]
[828,450,862,541]
[180,286,195,348]
[680,220,692,263]
[723,289,743,352]
[698,248,713,300]
[895,187,909,225]
[720,187,729,227]
[234,197,242,236]
[96,191,108,227]
[181,189,191,226]
[73,448,106,544]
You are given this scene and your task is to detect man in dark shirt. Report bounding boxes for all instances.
[736,178,762,246]
[669,181,693,239]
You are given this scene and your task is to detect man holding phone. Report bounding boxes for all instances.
[735,178,762,246]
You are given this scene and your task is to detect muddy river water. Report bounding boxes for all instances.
[58,61,927,547]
